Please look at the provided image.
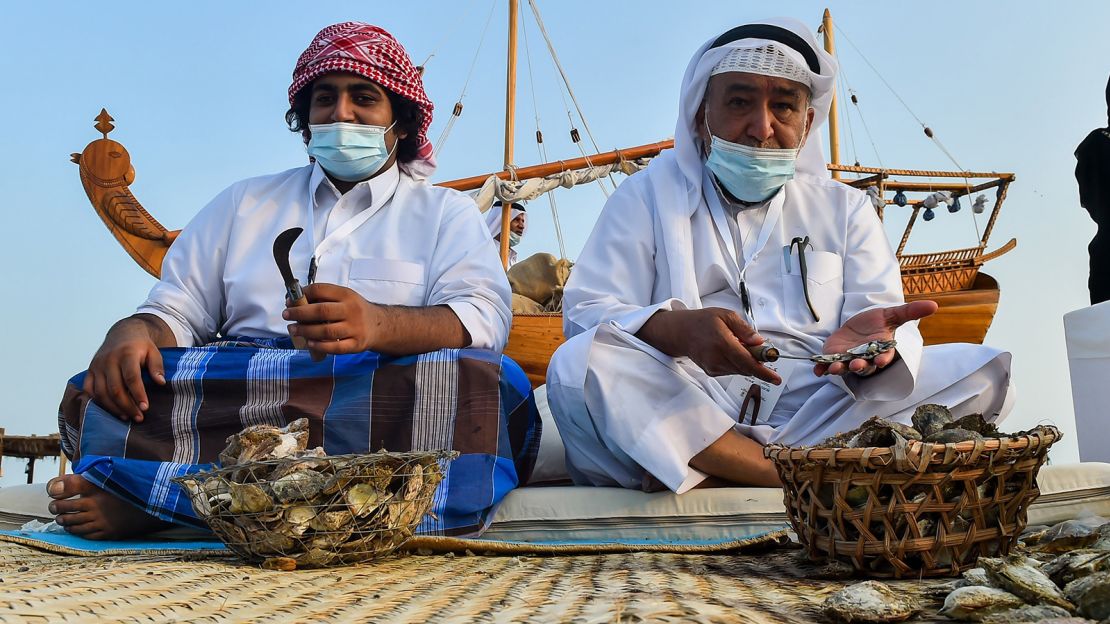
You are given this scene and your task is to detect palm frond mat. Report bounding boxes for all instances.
[0,541,955,623]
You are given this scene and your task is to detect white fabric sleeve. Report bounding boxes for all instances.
[563,181,665,338]
[834,192,922,401]
[135,184,237,347]
[426,195,512,351]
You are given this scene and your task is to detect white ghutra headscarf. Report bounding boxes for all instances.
[641,17,839,306]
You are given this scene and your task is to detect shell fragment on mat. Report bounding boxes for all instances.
[1031,518,1110,553]
[938,585,1025,621]
[962,567,996,588]
[1064,570,1110,619]
[1043,550,1110,587]
[981,555,1076,611]
[822,581,920,623]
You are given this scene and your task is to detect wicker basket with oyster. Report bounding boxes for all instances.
[173,418,456,570]
[764,404,1060,578]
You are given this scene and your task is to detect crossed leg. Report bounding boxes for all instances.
[47,474,171,540]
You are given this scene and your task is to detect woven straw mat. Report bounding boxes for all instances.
[0,541,959,623]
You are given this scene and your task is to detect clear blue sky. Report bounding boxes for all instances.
[1,1,1107,484]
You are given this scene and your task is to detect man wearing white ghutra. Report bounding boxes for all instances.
[545,18,1013,493]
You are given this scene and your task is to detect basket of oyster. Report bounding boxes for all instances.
[764,404,1060,578]
[173,418,457,570]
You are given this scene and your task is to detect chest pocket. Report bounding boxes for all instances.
[780,249,844,329]
[347,259,427,307]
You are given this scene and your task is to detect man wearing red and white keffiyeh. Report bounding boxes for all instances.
[287,21,437,180]
[48,23,533,541]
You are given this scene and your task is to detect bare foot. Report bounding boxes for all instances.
[47,474,171,540]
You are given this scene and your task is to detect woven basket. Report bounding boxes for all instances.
[764,426,1060,578]
[174,450,457,569]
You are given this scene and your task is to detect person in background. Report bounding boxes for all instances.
[1075,75,1110,305]
[485,201,528,266]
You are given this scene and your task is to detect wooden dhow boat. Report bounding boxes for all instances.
[72,8,1015,388]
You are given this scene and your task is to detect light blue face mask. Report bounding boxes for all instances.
[508,232,522,247]
[703,116,806,202]
[307,121,396,182]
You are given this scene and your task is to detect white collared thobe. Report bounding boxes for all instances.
[546,168,1013,493]
[138,162,511,350]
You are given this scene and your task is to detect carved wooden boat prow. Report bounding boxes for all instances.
[72,109,179,278]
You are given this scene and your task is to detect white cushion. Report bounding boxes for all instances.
[1027,462,1110,525]
[1065,301,1110,463]
[526,385,570,485]
[484,485,786,544]
[488,462,1110,545]
[0,484,52,530]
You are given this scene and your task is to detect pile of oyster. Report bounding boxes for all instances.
[790,405,1056,577]
[815,404,1006,449]
[929,517,1110,622]
[174,419,455,570]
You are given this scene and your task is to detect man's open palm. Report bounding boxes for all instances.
[816,300,938,376]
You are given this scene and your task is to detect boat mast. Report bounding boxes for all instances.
[821,9,841,180]
[499,0,519,268]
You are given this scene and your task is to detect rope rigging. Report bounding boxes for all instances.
[519,5,568,259]
[832,22,983,242]
[431,0,498,158]
[527,0,619,193]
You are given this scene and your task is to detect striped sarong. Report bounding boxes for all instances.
[58,340,540,538]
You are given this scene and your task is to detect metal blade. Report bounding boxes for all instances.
[272,227,303,287]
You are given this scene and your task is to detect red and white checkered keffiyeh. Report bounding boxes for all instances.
[290,22,436,177]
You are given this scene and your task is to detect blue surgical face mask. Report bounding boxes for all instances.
[703,115,807,202]
[508,232,522,247]
[307,121,396,182]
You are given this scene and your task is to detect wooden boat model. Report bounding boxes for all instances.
[72,9,1015,388]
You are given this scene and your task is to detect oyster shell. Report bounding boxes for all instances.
[981,555,1076,611]
[938,585,1025,621]
[309,510,353,533]
[401,464,425,501]
[963,567,995,588]
[261,557,297,571]
[924,428,984,445]
[1034,519,1110,554]
[282,506,317,536]
[822,581,920,623]
[295,548,338,569]
[346,484,389,517]
[1044,551,1110,587]
[307,524,354,550]
[388,500,425,527]
[270,469,327,504]
[977,605,1074,624]
[1064,570,1110,619]
[220,418,310,466]
[911,404,953,438]
[943,413,1001,437]
[228,482,273,515]
[1093,523,1110,551]
[847,417,921,448]
[252,531,297,555]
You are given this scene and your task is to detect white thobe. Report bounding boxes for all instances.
[138,162,512,351]
[546,169,1013,493]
